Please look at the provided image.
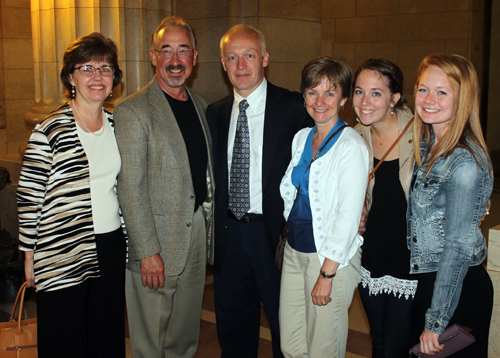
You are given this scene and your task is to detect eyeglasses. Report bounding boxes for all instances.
[155,49,193,59]
[75,65,115,77]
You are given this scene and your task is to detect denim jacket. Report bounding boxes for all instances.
[406,137,492,335]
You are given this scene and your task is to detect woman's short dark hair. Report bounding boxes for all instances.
[352,58,407,110]
[301,57,352,99]
[60,32,123,97]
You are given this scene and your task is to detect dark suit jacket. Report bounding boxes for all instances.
[207,81,312,272]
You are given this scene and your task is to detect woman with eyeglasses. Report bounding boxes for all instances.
[17,32,126,358]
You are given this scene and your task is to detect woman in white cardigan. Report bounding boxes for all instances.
[279,56,369,358]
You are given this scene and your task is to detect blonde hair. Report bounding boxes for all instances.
[413,54,491,176]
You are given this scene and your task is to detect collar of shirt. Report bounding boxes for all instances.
[233,78,267,114]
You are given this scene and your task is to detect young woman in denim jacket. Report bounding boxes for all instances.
[407,54,493,357]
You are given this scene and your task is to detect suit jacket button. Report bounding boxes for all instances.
[187,222,192,227]
[413,264,419,270]
[189,195,195,200]
[409,139,412,144]
[413,237,417,243]
[434,322,440,328]
[424,183,429,188]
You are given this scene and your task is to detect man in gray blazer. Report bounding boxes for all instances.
[114,16,214,358]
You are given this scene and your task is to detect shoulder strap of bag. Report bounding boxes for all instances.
[368,117,414,183]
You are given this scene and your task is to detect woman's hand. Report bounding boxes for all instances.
[420,329,444,354]
[311,258,339,306]
[24,251,35,288]
[311,276,333,306]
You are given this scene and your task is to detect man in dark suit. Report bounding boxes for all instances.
[206,24,312,357]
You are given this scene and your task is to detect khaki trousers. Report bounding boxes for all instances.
[125,207,206,358]
[279,242,361,358]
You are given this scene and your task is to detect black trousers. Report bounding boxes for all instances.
[410,264,493,358]
[214,217,283,358]
[37,229,126,358]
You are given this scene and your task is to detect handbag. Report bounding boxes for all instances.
[409,324,475,358]
[274,124,348,272]
[0,282,38,357]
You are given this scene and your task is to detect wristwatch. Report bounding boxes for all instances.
[320,269,336,279]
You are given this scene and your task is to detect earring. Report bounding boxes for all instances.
[109,90,113,98]
[390,107,394,115]
[340,105,344,111]
[71,86,76,98]
[303,101,307,108]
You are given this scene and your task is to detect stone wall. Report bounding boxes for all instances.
[0,0,33,156]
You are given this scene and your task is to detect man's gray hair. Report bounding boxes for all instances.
[151,16,197,50]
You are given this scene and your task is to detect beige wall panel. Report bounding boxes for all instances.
[321,39,333,56]
[265,62,304,93]
[99,0,120,8]
[377,14,422,42]
[188,18,229,63]
[333,43,355,67]
[322,0,355,19]
[472,0,486,12]
[422,11,470,40]
[400,66,418,100]
[5,99,33,142]
[75,7,96,35]
[0,130,6,155]
[258,0,320,21]
[75,0,94,8]
[55,8,72,62]
[7,141,25,154]
[472,10,485,40]
[399,0,447,14]
[1,7,32,39]
[100,7,120,40]
[122,60,152,95]
[398,40,446,68]
[176,0,230,19]
[356,0,399,17]
[187,62,231,103]
[447,0,472,11]
[0,70,5,100]
[124,7,142,62]
[335,17,377,43]
[5,69,34,100]
[259,18,321,63]
[355,42,398,67]
[470,40,484,66]
[3,38,33,69]
[2,0,30,7]
[322,18,335,43]
[445,39,471,58]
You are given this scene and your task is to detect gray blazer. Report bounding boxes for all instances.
[114,76,214,275]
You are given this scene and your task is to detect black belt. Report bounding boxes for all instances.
[228,210,264,223]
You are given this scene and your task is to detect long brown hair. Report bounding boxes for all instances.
[413,54,491,176]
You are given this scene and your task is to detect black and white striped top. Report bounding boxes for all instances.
[18,103,126,292]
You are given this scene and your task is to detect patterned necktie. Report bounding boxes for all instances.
[229,99,250,220]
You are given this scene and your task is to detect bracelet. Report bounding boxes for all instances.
[320,269,336,279]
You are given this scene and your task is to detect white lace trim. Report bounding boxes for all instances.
[360,266,417,300]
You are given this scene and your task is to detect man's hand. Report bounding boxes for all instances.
[358,204,369,235]
[140,253,165,290]
[24,251,35,288]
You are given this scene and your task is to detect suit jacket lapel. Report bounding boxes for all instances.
[217,94,234,193]
[262,83,283,191]
[148,77,192,186]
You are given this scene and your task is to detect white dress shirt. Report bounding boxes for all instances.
[227,79,267,214]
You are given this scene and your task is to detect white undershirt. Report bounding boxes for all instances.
[76,116,121,234]
[227,79,267,214]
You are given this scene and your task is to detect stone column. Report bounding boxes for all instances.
[23,0,172,151]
